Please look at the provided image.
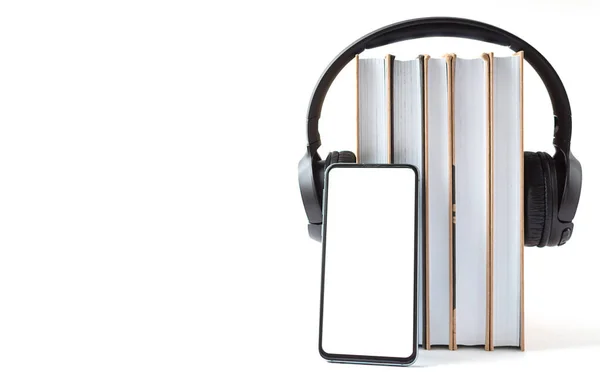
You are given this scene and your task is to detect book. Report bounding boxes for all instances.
[355,51,523,351]
[490,52,524,349]
[424,55,452,349]
[453,54,490,348]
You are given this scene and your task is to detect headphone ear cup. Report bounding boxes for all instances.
[524,151,548,247]
[337,150,357,163]
[325,150,357,169]
[325,151,335,167]
[540,152,559,246]
[524,151,558,247]
[330,151,339,165]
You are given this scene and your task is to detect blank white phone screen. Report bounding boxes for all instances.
[321,166,416,359]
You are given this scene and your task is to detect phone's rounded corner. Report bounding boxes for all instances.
[323,161,344,178]
[404,163,419,179]
[405,348,418,366]
[318,343,332,361]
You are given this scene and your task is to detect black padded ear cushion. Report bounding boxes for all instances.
[337,150,357,163]
[327,151,338,166]
[325,150,356,168]
[524,151,548,247]
[540,152,558,246]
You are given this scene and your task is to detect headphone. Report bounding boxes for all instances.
[298,17,582,247]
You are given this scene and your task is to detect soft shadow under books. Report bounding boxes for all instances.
[414,322,600,367]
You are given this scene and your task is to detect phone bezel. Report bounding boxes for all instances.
[318,163,419,366]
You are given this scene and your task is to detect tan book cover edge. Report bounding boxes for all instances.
[483,52,494,351]
[355,55,360,163]
[386,55,394,163]
[444,53,457,351]
[516,50,525,352]
[422,54,431,350]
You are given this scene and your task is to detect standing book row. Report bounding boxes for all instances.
[356,52,524,350]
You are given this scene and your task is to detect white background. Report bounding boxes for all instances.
[0,1,599,374]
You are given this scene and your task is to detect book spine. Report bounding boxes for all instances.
[421,55,431,351]
[517,50,525,352]
[386,55,394,164]
[355,55,360,163]
[484,52,494,351]
[445,53,457,351]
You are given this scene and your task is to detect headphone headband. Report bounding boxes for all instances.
[306,17,572,155]
[301,17,581,231]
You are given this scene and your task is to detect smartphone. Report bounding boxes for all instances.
[319,164,418,366]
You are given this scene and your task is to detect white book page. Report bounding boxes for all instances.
[492,55,522,347]
[454,57,488,346]
[426,58,451,346]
